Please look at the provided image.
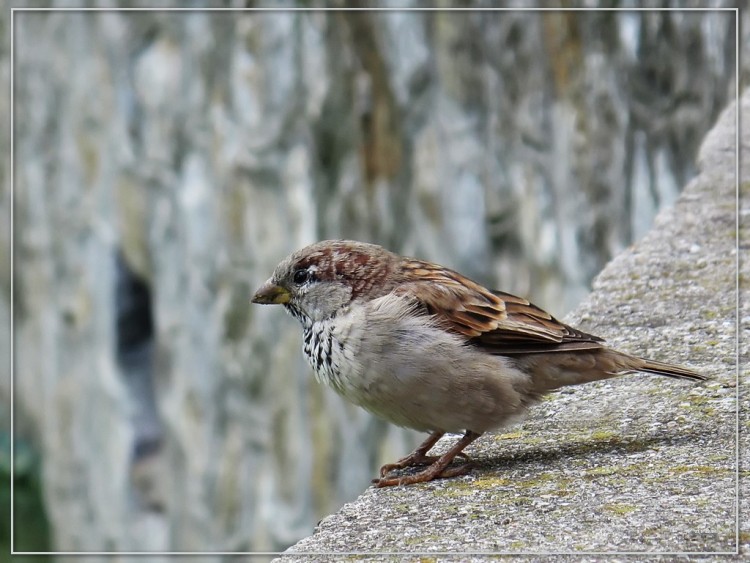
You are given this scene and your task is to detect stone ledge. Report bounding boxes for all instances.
[276,91,746,561]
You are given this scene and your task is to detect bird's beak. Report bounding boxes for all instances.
[251,280,291,305]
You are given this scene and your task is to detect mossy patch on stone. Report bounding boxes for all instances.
[603,503,638,516]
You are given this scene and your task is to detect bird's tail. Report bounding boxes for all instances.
[516,349,706,393]
[632,357,706,381]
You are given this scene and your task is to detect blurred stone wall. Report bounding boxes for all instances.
[4,2,742,556]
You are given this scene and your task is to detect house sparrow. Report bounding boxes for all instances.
[252,240,705,487]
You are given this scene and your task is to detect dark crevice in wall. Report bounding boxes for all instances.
[115,251,161,462]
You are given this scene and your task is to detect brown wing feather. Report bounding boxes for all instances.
[394,260,604,355]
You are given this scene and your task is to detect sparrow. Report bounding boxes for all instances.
[252,240,705,487]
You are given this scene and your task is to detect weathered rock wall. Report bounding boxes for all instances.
[3,3,742,556]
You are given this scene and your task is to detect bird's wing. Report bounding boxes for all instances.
[393,260,604,354]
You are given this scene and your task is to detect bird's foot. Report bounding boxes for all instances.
[372,430,482,487]
[378,451,469,478]
[372,458,474,487]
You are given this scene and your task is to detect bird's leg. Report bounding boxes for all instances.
[374,430,482,487]
[377,431,445,478]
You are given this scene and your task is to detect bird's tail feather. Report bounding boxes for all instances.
[515,349,706,393]
[634,357,706,381]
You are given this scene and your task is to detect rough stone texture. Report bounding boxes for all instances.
[3,2,744,557]
[278,86,745,559]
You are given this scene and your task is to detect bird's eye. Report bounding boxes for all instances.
[293,268,310,285]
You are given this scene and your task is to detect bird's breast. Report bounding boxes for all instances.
[302,320,350,394]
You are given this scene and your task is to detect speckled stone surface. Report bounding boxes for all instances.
[274,92,746,562]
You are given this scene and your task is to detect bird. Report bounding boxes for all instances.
[251,240,705,487]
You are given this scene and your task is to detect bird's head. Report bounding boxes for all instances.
[251,240,397,325]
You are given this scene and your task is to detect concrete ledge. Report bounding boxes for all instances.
[277,92,745,560]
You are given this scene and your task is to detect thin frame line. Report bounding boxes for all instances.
[734,6,741,555]
[8,550,744,557]
[9,5,14,557]
[9,5,741,557]
[9,6,740,11]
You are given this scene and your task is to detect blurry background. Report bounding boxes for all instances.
[2,1,744,557]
